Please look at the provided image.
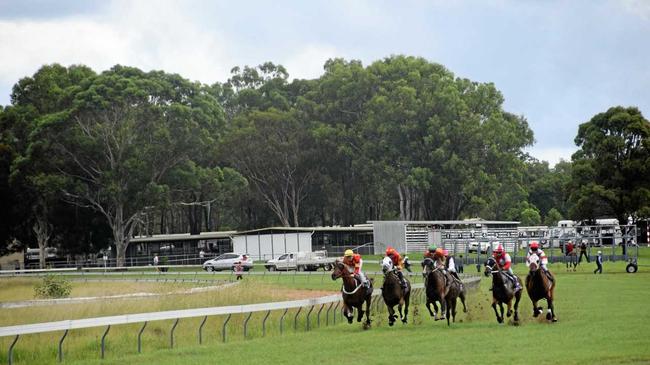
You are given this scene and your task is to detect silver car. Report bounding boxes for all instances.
[202,253,254,272]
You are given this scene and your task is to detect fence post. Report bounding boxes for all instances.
[101,325,111,359]
[198,316,208,345]
[243,312,253,339]
[306,305,315,331]
[58,329,68,363]
[8,334,19,365]
[333,302,340,324]
[279,308,289,334]
[326,302,333,326]
[317,304,325,327]
[293,307,303,331]
[262,310,271,336]
[222,314,232,343]
[137,321,147,353]
[170,318,180,348]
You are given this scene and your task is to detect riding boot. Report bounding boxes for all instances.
[397,270,408,292]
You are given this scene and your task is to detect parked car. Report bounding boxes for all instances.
[264,251,335,271]
[468,241,492,254]
[202,253,254,272]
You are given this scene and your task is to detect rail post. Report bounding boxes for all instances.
[243,312,253,339]
[293,307,303,331]
[222,314,232,343]
[279,308,289,334]
[326,302,333,325]
[262,310,271,336]
[137,321,147,353]
[198,316,208,345]
[306,305,315,331]
[8,334,19,365]
[58,329,68,363]
[317,304,325,327]
[170,318,179,348]
[101,325,110,359]
[333,302,340,324]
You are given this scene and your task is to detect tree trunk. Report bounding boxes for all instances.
[32,205,52,269]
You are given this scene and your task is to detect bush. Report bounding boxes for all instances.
[34,275,72,299]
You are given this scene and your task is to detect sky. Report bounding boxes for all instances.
[0,0,649,166]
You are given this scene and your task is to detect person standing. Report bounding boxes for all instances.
[594,251,603,274]
[579,241,589,263]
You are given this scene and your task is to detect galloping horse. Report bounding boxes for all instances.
[331,260,373,327]
[381,257,411,326]
[444,270,468,326]
[422,257,448,322]
[484,257,522,324]
[526,253,557,322]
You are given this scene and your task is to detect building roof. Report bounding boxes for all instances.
[233,226,373,235]
[131,231,236,243]
[368,219,520,225]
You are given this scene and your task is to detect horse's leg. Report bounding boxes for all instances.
[426,297,436,318]
[446,298,451,326]
[492,298,502,323]
[402,291,410,324]
[343,303,353,324]
[433,300,439,320]
[499,302,505,322]
[460,290,467,313]
[439,295,447,320]
[451,298,458,323]
[532,299,540,317]
[513,290,522,322]
[547,288,557,322]
[506,298,513,318]
[387,304,396,326]
[357,303,364,323]
[364,295,372,326]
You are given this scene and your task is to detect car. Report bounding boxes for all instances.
[202,253,254,272]
[468,241,493,254]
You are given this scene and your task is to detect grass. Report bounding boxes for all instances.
[1,250,649,364]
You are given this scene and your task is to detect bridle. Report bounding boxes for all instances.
[334,261,364,295]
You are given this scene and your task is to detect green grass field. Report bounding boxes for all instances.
[1,250,650,364]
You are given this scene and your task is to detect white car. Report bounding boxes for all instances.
[468,241,494,254]
[202,253,254,272]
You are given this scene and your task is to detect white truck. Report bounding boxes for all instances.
[264,251,336,272]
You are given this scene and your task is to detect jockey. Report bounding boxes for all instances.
[444,249,463,288]
[493,244,521,291]
[386,247,408,291]
[526,241,549,272]
[342,249,369,288]
[424,244,437,259]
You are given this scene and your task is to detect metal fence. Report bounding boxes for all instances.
[0,273,480,364]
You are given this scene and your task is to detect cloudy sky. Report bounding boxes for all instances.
[1,0,648,165]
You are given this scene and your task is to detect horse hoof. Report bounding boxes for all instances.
[347,318,353,324]
[546,313,552,320]
[507,311,512,318]
[402,319,408,324]
[552,317,558,323]
[389,321,394,327]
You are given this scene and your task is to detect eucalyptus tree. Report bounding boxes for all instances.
[569,106,650,222]
[43,66,227,266]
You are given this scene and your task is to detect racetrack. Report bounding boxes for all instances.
[2,259,649,364]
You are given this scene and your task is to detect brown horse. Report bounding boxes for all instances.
[422,257,448,322]
[484,257,522,324]
[565,251,578,271]
[444,272,468,326]
[331,260,373,327]
[526,253,557,322]
[380,257,411,326]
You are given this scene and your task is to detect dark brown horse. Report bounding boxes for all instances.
[331,260,373,327]
[484,257,522,324]
[380,257,411,326]
[444,271,468,326]
[526,253,557,322]
[422,257,448,322]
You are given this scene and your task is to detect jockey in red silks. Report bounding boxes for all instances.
[342,249,369,288]
[386,246,408,291]
[493,244,521,291]
[526,241,549,272]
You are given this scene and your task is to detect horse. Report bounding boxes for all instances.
[422,257,448,322]
[444,269,468,326]
[380,257,411,326]
[484,257,522,324]
[526,253,557,322]
[331,260,373,328]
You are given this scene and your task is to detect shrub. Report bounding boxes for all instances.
[34,275,72,299]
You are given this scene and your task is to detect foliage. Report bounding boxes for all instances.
[569,106,650,222]
[543,208,563,227]
[33,275,72,299]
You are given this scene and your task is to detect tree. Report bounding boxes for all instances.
[44,66,226,266]
[569,106,650,222]
[543,208,563,227]
[520,207,542,226]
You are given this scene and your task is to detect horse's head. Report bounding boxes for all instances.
[331,260,345,281]
[528,253,540,272]
[421,257,434,276]
[381,256,394,274]
[484,257,497,277]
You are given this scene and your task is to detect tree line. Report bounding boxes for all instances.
[1,55,648,267]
